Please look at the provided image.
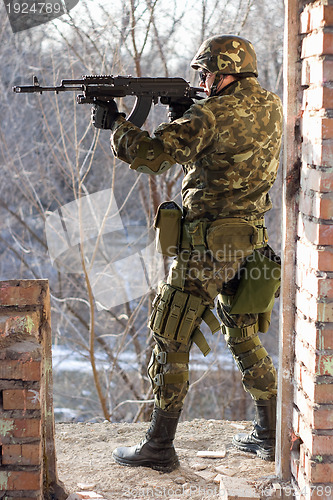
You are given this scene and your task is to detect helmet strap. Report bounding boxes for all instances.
[216,79,239,95]
[211,75,242,97]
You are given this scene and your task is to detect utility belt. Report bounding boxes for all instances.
[153,200,280,341]
[153,200,268,259]
[182,217,268,258]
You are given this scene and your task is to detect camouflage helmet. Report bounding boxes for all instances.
[191,35,258,77]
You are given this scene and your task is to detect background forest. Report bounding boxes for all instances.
[0,0,284,423]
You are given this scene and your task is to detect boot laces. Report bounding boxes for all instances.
[147,409,158,436]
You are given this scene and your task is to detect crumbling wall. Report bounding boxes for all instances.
[0,280,66,500]
[290,1,333,498]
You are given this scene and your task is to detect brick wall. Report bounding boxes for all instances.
[0,280,66,500]
[291,1,333,498]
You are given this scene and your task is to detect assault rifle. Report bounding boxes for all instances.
[13,75,204,127]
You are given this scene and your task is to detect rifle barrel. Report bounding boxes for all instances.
[13,84,83,93]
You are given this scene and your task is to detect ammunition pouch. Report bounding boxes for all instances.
[154,201,183,257]
[148,282,220,356]
[206,218,268,261]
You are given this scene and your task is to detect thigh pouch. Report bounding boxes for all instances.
[218,249,281,337]
[149,282,220,357]
[154,201,183,257]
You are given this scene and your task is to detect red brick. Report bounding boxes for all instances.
[296,446,333,495]
[316,248,333,271]
[0,418,15,443]
[295,387,333,429]
[291,450,300,484]
[295,336,333,376]
[0,470,41,491]
[300,165,333,193]
[301,4,333,34]
[299,189,333,221]
[295,337,315,375]
[296,288,333,323]
[298,213,333,246]
[295,360,333,404]
[0,360,41,381]
[0,418,41,443]
[302,138,333,167]
[299,315,333,350]
[302,57,333,86]
[297,239,333,272]
[319,196,333,221]
[295,463,333,499]
[316,353,333,377]
[0,312,40,342]
[303,448,333,484]
[300,7,310,34]
[303,86,333,111]
[2,443,41,466]
[2,389,40,410]
[298,413,333,456]
[0,280,47,307]
[302,31,333,58]
[296,261,333,300]
[14,418,41,438]
[302,115,333,141]
[311,5,333,31]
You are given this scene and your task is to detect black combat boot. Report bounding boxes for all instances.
[233,397,276,461]
[112,406,181,472]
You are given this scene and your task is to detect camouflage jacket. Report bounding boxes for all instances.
[111,77,283,222]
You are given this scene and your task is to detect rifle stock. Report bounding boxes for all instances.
[13,75,204,127]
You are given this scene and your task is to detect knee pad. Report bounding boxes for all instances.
[148,282,220,355]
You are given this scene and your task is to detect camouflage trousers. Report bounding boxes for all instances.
[148,247,277,412]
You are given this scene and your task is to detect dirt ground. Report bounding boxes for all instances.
[55,419,277,499]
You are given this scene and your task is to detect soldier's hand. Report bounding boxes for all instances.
[167,97,194,121]
[91,99,125,129]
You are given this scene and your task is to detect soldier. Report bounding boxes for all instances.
[91,35,283,471]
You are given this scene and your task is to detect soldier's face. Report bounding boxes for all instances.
[199,71,216,96]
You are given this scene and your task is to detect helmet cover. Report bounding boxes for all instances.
[191,35,258,77]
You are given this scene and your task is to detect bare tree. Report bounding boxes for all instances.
[0,0,284,423]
